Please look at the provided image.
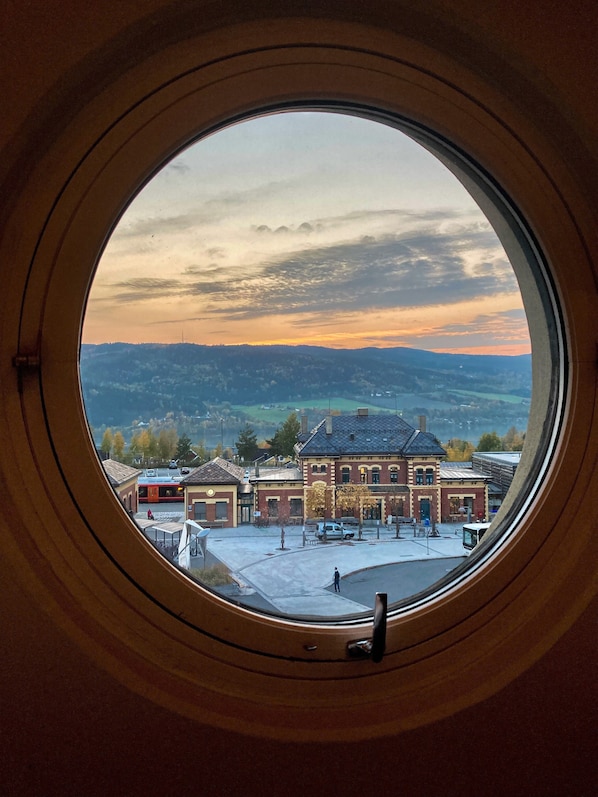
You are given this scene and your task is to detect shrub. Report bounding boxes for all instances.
[190,563,234,587]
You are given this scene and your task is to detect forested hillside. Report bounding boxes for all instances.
[80,343,531,441]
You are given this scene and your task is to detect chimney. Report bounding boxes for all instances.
[357,408,368,417]
[301,413,308,435]
[325,415,333,435]
[419,415,426,432]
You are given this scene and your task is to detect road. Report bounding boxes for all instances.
[136,509,469,619]
[326,556,466,607]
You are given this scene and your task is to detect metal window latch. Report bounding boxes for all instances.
[347,592,387,663]
[12,351,41,394]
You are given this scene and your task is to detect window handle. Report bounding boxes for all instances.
[347,592,387,662]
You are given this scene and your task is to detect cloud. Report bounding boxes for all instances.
[111,184,287,246]
[111,277,185,303]
[359,309,530,350]
[178,223,515,320]
[100,210,518,332]
[164,161,191,176]
[249,207,463,239]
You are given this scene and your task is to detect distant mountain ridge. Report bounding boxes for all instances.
[80,342,532,431]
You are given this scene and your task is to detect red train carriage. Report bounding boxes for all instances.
[138,479,184,503]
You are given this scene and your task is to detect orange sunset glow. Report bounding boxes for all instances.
[83,112,530,356]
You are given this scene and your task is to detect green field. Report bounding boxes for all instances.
[232,398,386,425]
[451,389,530,405]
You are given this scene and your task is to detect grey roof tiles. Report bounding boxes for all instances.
[298,414,446,457]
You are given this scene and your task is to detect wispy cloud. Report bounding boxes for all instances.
[83,111,529,354]
[111,277,185,303]
[101,218,514,323]
[359,309,530,351]
[178,225,513,319]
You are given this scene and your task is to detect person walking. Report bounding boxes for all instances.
[334,567,341,592]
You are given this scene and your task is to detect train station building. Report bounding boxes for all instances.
[181,410,489,527]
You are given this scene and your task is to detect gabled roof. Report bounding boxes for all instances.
[297,413,445,457]
[402,428,446,456]
[180,456,245,485]
[102,458,139,486]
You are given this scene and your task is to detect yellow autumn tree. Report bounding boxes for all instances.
[444,438,475,461]
[304,482,329,519]
[336,483,378,540]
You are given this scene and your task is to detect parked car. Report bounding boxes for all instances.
[314,522,354,541]
[146,468,157,477]
[180,467,190,474]
[168,460,178,469]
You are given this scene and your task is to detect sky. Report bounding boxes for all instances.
[83,111,530,355]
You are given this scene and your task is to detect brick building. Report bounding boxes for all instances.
[181,457,249,527]
[181,411,488,527]
[296,409,487,524]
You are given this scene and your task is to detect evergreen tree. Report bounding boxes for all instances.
[267,412,300,458]
[175,434,193,462]
[235,423,259,462]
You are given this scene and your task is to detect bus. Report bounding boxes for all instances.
[138,478,184,503]
[462,522,491,551]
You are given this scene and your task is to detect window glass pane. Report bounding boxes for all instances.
[194,502,206,521]
[215,501,228,520]
[83,109,532,621]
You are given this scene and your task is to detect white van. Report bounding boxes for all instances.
[315,522,354,541]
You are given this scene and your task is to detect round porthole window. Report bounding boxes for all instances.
[3,22,595,741]
[81,108,544,623]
